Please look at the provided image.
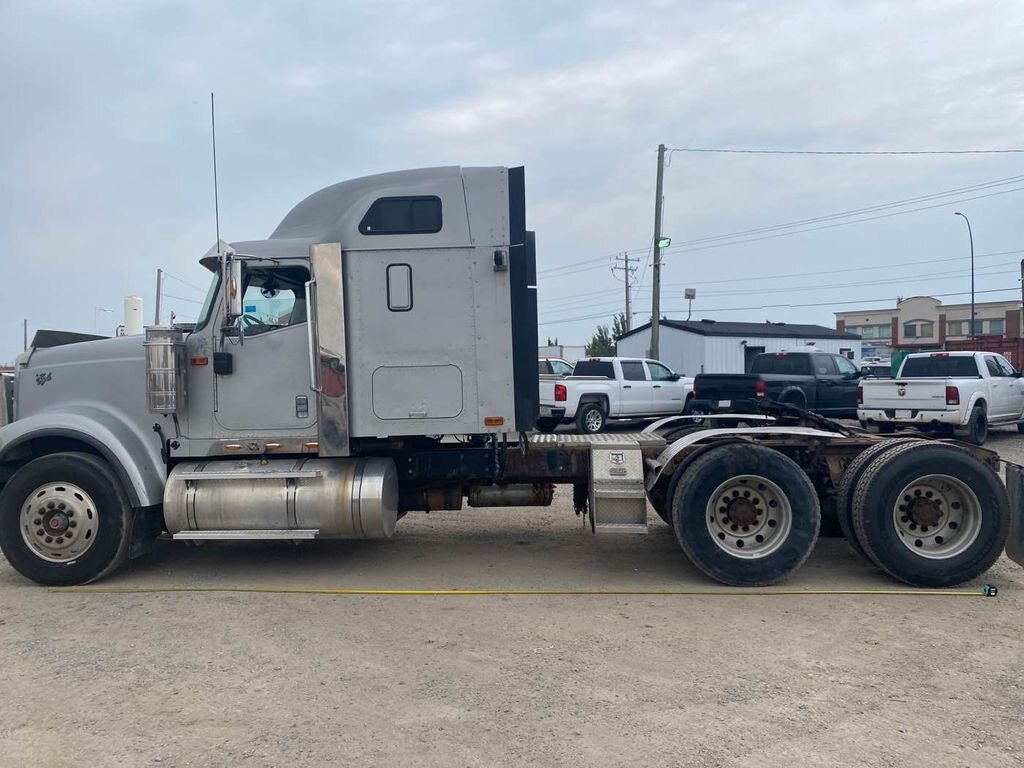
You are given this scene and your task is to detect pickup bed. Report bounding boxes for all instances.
[537,357,694,433]
[858,351,1024,444]
[692,350,862,419]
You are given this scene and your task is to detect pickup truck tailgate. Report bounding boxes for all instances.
[861,379,950,409]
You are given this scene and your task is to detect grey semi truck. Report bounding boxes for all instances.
[1,165,1022,588]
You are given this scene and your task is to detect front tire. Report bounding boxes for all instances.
[0,452,133,586]
[670,443,821,586]
[576,402,606,434]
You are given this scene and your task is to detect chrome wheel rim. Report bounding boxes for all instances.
[585,409,603,432]
[891,474,981,559]
[705,474,793,558]
[20,482,99,562]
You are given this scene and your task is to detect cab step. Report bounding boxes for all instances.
[172,529,319,541]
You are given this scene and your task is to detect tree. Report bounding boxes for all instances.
[585,313,626,357]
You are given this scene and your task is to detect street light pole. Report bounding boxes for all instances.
[954,212,975,340]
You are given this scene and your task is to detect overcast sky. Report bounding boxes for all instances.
[2,0,1023,362]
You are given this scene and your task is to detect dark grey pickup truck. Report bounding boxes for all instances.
[692,350,863,419]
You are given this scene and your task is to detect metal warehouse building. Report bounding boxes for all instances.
[616,319,863,375]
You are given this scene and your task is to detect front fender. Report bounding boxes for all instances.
[0,405,166,507]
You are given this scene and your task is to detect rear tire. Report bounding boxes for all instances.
[963,406,988,445]
[851,442,1008,587]
[0,452,132,586]
[535,418,559,433]
[670,443,820,586]
[576,402,606,434]
[835,439,923,560]
[1017,422,1024,435]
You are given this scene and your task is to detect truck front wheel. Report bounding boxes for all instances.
[0,452,133,586]
[576,402,606,434]
[670,443,820,586]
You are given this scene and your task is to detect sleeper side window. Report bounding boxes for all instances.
[359,196,442,235]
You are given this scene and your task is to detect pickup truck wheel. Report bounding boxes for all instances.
[0,452,132,586]
[836,438,924,560]
[851,443,1008,587]
[1017,422,1024,435]
[535,418,560,433]
[963,406,988,445]
[576,402,606,434]
[670,443,820,586]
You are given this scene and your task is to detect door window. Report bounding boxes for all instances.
[995,355,1017,377]
[621,361,646,381]
[550,360,573,376]
[985,356,1002,377]
[237,265,310,336]
[833,355,858,376]
[646,361,675,381]
[813,356,838,375]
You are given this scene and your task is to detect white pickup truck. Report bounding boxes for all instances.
[537,357,695,433]
[858,350,1024,444]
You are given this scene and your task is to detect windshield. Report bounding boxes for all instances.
[899,356,980,378]
[194,272,221,331]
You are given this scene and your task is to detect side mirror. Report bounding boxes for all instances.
[224,257,243,322]
[670,373,681,381]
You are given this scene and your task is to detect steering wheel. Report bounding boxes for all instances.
[239,314,271,332]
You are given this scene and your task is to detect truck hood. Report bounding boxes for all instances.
[16,335,146,421]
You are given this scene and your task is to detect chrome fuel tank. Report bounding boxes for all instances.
[164,457,398,538]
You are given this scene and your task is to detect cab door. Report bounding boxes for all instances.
[646,360,687,414]
[618,360,652,415]
[213,263,317,433]
[829,354,862,415]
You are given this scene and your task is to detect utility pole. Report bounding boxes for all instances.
[154,268,163,325]
[649,143,666,359]
[23,319,28,351]
[612,252,637,331]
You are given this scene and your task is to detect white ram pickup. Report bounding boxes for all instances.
[858,350,1024,444]
[537,357,694,434]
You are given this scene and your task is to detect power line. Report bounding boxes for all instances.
[161,271,208,293]
[162,292,204,305]
[540,264,1019,319]
[666,147,1024,156]
[657,174,1024,250]
[539,248,1024,307]
[537,287,1021,327]
[654,185,1024,257]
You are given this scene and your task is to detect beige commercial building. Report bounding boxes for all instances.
[835,296,1022,359]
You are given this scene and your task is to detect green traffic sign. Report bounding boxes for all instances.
[657,237,671,248]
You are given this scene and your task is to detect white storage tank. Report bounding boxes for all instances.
[123,296,144,335]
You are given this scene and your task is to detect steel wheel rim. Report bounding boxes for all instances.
[705,474,793,559]
[20,482,99,562]
[891,474,982,559]
[585,409,603,432]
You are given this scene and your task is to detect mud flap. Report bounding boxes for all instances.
[1006,464,1024,568]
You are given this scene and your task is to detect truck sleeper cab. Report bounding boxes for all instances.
[0,166,1022,591]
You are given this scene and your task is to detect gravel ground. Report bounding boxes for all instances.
[2,431,1023,767]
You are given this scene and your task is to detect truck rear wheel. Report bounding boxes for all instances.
[851,443,1008,587]
[576,402,606,434]
[0,452,133,586]
[962,406,988,445]
[670,443,820,586]
[836,438,924,560]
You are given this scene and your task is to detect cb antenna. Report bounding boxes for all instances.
[211,92,221,254]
